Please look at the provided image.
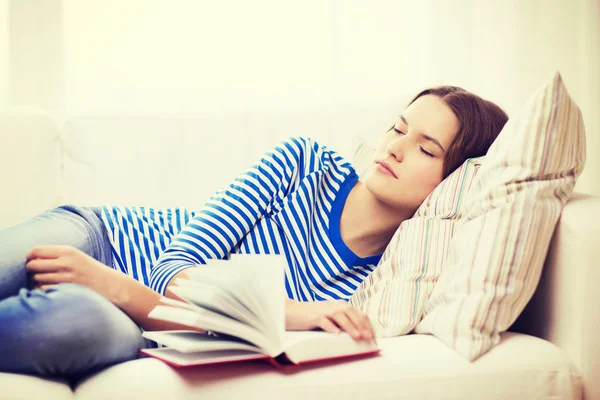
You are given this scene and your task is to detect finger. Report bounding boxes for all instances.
[25,258,64,273]
[31,272,71,285]
[344,308,375,340]
[37,284,55,291]
[26,245,73,261]
[328,311,362,340]
[315,315,342,334]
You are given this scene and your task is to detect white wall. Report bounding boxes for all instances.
[60,0,450,113]
[4,0,600,194]
[421,0,600,195]
[63,1,336,113]
[0,0,8,109]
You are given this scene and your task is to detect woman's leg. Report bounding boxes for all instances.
[0,205,112,300]
[0,283,147,380]
[0,205,152,380]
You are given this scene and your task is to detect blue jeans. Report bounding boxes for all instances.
[0,205,153,381]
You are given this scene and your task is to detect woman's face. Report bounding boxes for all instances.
[364,94,459,211]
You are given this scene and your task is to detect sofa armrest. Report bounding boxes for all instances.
[0,108,62,229]
[512,192,600,400]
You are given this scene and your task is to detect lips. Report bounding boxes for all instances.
[376,160,397,178]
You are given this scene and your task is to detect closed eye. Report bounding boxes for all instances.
[420,147,434,158]
[393,127,435,158]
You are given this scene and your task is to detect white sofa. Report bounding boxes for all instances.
[0,109,598,400]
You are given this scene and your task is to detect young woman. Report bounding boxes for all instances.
[0,86,508,380]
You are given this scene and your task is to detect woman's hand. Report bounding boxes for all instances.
[25,245,210,333]
[285,299,376,342]
[25,245,125,305]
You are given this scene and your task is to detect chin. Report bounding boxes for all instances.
[365,179,402,206]
[366,177,431,210]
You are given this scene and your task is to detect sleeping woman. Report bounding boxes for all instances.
[0,85,508,379]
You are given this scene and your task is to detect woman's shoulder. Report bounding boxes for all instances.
[273,136,346,163]
[270,136,354,179]
[273,136,318,154]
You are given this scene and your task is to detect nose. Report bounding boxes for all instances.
[386,136,405,162]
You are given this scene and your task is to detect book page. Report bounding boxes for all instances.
[282,330,345,348]
[183,265,265,322]
[168,283,268,335]
[282,331,380,365]
[182,255,286,353]
[140,348,269,367]
[227,254,286,349]
[142,330,260,353]
[148,255,287,357]
[148,305,273,352]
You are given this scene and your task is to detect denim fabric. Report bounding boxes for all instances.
[0,205,152,380]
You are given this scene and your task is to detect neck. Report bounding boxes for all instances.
[339,181,415,258]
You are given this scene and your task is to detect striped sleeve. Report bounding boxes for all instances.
[148,136,317,295]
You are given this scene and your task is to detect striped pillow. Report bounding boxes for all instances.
[414,71,587,361]
[349,155,483,335]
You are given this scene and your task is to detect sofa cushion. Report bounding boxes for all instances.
[511,193,600,399]
[60,114,254,209]
[73,332,581,400]
[59,107,395,210]
[0,108,62,229]
[0,372,73,400]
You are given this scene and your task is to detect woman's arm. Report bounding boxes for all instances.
[147,137,317,296]
[26,245,205,333]
[112,272,374,341]
[111,269,206,333]
[27,246,373,341]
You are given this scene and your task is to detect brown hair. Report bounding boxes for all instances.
[398,86,509,178]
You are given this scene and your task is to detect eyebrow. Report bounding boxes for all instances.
[399,115,446,153]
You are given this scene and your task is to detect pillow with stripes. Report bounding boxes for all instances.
[414,71,586,361]
[349,153,484,336]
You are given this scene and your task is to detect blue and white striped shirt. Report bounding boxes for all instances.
[99,136,382,302]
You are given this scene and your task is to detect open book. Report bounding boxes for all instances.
[140,254,380,367]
